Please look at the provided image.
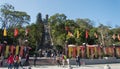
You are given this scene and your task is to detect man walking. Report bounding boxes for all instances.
[76,55,80,67]
[33,54,37,66]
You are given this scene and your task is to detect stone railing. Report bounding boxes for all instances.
[1,57,120,67]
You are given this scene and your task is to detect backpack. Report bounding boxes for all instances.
[63,55,67,60]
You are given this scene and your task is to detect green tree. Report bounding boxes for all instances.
[49,13,67,47]
[28,13,44,52]
[75,18,94,45]
[0,3,30,29]
[0,3,30,44]
[75,18,93,30]
[0,3,14,29]
[97,24,112,46]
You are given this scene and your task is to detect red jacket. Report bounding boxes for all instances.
[7,55,14,64]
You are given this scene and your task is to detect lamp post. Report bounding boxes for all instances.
[24,39,29,56]
[83,43,87,58]
[85,29,88,58]
[65,41,68,57]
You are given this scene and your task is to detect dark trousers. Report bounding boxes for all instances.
[34,59,36,66]
[24,60,29,66]
[14,62,19,69]
[56,60,61,66]
[0,61,3,67]
[8,64,13,69]
[76,61,80,66]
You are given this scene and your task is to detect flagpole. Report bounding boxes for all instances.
[3,27,8,56]
[113,34,117,58]
[113,44,116,57]
[85,38,87,58]
[85,29,88,58]
[65,26,69,57]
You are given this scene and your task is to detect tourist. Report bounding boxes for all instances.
[33,54,37,66]
[7,53,14,69]
[19,55,23,68]
[61,54,67,67]
[14,55,19,69]
[56,56,61,67]
[0,54,4,67]
[76,55,80,67]
[25,53,29,66]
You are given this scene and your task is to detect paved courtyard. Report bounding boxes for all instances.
[0,63,120,69]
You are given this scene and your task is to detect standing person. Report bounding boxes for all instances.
[56,56,61,67]
[0,54,4,67]
[14,55,19,69]
[61,54,65,67]
[25,53,29,66]
[24,46,28,56]
[61,54,67,67]
[7,53,14,69]
[76,55,80,67]
[19,55,23,68]
[33,54,37,66]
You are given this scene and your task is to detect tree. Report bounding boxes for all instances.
[9,11,30,28]
[97,24,112,46]
[28,13,44,51]
[75,18,93,30]
[0,3,30,29]
[0,3,30,44]
[0,3,13,29]
[75,18,94,45]
[48,13,67,47]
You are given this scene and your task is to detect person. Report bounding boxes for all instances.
[51,52,56,64]
[33,54,37,66]
[0,54,4,67]
[19,55,23,68]
[76,55,80,67]
[56,56,61,67]
[66,58,70,67]
[38,49,42,57]
[7,53,14,69]
[25,53,29,66]
[14,55,19,69]
[61,54,67,67]
[24,46,28,56]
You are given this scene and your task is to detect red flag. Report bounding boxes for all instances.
[20,46,24,57]
[25,28,29,36]
[94,32,98,38]
[112,34,116,40]
[68,31,73,37]
[86,30,88,39]
[118,34,120,41]
[14,28,18,37]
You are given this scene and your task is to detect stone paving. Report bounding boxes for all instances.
[0,63,120,69]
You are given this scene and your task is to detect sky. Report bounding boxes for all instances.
[0,0,120,28]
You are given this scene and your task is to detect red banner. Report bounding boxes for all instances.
[14,28,18,37]
[20,46,24,57]
[10,45,15,54]
[86,30,88,39]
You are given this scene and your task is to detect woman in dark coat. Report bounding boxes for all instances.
[76,55,80,67]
